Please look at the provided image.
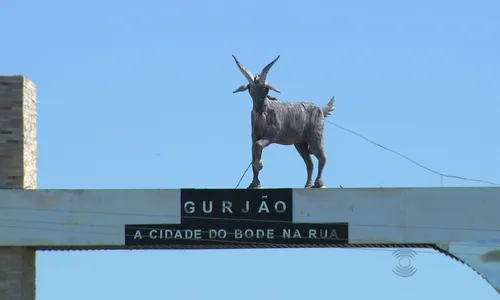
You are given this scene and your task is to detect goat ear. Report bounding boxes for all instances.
[265,83,280,93]
[267,95,278,101]
[233,85,249,93]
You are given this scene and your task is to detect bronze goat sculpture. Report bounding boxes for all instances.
[232,55,336,189]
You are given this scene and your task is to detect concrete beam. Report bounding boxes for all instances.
[0,187,499,247]
[2,185,500,292]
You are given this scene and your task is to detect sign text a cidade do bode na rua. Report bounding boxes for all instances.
[125,188,349,246]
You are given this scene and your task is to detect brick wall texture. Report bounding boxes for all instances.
[0,248,36,300]
[0,75,37,300]
[0,76,37,189]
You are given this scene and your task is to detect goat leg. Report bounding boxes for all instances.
[248,139,271,189]
[309,137,327,188]
[294,142,314,188]
[248,142,261,189]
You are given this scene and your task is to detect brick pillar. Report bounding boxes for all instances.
[0,75,37,299]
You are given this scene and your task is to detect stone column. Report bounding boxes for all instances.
[0,75,37,299]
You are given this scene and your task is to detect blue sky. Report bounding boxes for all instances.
[2,0,500,298]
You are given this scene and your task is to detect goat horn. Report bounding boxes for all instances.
[265,83,280,93]
[233,85,249,93]
[259,55,280,85]
[232,55,254,84]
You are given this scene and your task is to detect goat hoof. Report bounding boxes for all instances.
[312,183,325,188]
[304,184,313,188]
[247,185,262,189]
[247,182,262,189]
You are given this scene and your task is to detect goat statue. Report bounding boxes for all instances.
[232,55,336,189]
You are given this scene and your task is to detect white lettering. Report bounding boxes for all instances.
[256,229,270,239]
[140,227,339,242]
[244,229,254,238]
[150,229,203,239]
[241,201,250,213]
[222,201,233,213]
[218,229,227,239]
[326,229,339,239]
[184,201,195,214]
[274,201,286,213]
[202,201,213,213]
[232,229,275,239]
[282,229,301,238]
[308,228,338,239]
[139,227,340,242]
[258,201,270,213]
[184,229,196,239]
[209,229,227,239]
[182,199,287,215]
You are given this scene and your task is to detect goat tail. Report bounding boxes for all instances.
[322,96,336,118]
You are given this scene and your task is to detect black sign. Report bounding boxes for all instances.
[125,188,349,247]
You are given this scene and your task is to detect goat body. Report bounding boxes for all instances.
[251,98,335,146]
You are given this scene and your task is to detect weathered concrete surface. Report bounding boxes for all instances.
[0,247,36,300]
[0,75,37,300]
